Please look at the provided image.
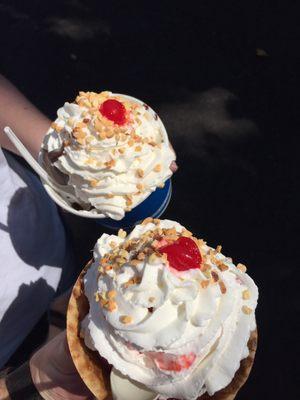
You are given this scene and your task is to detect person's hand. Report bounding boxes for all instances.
[170,160,178,173]
[30,331,94,400]
[169,142,178,173]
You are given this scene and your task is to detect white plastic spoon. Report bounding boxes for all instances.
[3,126,86,214]
[4,126,58,186]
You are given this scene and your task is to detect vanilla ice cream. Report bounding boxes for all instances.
[40,91,175,220]
[81,218,258,400]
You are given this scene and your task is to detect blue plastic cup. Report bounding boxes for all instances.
[97,179,172,230]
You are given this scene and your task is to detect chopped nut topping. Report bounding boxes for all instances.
[142,217,153,225]
[120,315,133,324]
[203,269,212,279]
[151,239,161,249]
[106,130,115,139]
[77,137,86,145]
[216,245,222,253]
[74,122,86,129]
[148,296,155,303]
[119,249,129,259]
[136,168,144,178]
[98,266,104,274]
[242,289,251,300]
[51,122,58,130]
[165,228,177,236]
[89,179,99,187]
[211,271,219,282]
[219,281,227,294]
[118,229,127,238]
[182,229,193,237]
[54,123,64,132]
[135,145,142,152]
[201,263,211,272]
[149,253,159,264]
[84,157,95,165]
[99,290,108,302]
[217,263,229,272]
[72,129,86,140]
[198,239,206,247]
[99,130,107,140]
[137,252,146,260]
[124,276,141,288]
[107,300,117,312]
[131,259,140,267]
[160,253,168,263]
[118,147,125,154]
[237,263,247,273]
[100,257,109,265]
[166,234,178,242]
[153,164,162,172]
[116,257,127,266]
[136,183,144,191]
[108,290,117,299]
[85,136,94,144]
[201,280,210,289]
[125,195,133,206]
[63,139,71,146]
[94,292,100,302]
[104,159,116,169]
[242,305,252,315]
[105,194,114,199]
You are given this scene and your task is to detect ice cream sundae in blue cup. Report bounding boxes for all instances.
[39,91,176,227]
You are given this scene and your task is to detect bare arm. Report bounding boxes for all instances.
[0,331,94,400]
[0,378,10,399]
[0,75,51,159]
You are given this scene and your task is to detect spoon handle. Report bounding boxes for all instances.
[4,126,51,183]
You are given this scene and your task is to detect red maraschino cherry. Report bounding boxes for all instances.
[99,99,127,125]
[158,237,202,271]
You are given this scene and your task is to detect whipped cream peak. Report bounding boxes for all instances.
[82,218,258,399]
[41,91,175,219]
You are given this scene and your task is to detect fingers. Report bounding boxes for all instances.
[30,330,94,399]
[168,141,178,173]
[170,160,178,173]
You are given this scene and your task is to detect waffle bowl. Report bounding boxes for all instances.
[67,262,258,400]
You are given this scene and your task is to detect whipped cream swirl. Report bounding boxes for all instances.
[82,219,258,399]
[40,91,175,220]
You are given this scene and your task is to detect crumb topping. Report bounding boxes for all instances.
[237,263,247,273]
[120,315,133,324]
[242,305,252,315]
[47,91,173,217]
[94,219,251,314]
